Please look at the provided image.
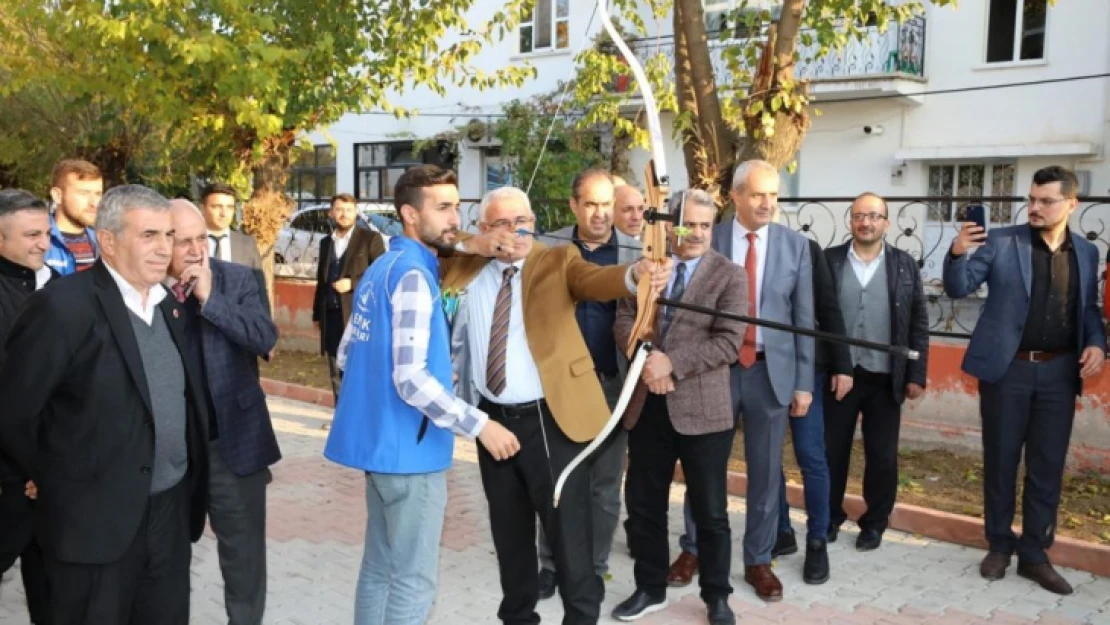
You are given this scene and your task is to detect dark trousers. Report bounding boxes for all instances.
[477,398,602,625]
[47,481,190,625]
[979,356,1079,564]
[626,393,734,601]
[825,366,902,533]
[208,440,270,625]
[0,479,50,624]
[324,307,345,400]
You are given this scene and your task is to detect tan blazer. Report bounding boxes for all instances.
[614,248,748,435]
[441,244,634,443]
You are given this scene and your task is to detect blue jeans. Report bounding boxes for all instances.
[776,373,831,543]
[679,373,831,553]
[355,471,448,625]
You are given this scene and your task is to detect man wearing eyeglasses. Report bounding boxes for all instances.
[945,166,1106,595]
[823,192,929,552]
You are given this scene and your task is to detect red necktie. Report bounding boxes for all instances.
[739,232,758,367]
[171,282,188,304]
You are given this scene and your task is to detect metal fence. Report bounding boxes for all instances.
[274,195,1110,339]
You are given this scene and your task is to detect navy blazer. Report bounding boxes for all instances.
[943,225,1107,387]
[199,259,282,476]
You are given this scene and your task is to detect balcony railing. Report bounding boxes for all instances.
[622,16,926,89]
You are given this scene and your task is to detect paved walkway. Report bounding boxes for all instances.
[2,396,1109,624]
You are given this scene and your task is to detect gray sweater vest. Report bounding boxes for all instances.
[128,310,188,493]
[839,257,892,374]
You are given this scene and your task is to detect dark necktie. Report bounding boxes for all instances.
[486,266,518,396]
[662,261,687,336]
[209,234,226,260]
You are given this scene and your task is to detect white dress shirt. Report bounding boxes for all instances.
[848,242,885,287]
[104,260,167,326]
[465,258,545,404]
[332,228,354,259]
[207,229,231,262]
[34,266,52,291]
[731,222,769,350]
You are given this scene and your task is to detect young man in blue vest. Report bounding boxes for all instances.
[323,164,521,625]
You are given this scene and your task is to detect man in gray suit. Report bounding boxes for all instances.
[611,189,747,625]
[535,168,641,599]
[714,159,814,601]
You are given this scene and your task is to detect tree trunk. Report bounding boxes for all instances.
[240,132,295,312]
[673,0,735,205]
[736,0,809,169]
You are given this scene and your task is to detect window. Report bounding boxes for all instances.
[287,145,336,209]
[986,0,1046,63]
[483,149,514,194]
[354,141,455,200]
[927,163,1016,223]
[703,1,780,40]
[519,0,568,53]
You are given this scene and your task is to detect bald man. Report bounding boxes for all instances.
[167,200,280,625]
[613,184,646,239]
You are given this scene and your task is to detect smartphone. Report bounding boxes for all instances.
[964,203,986,230]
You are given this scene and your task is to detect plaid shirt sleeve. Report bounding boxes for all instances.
[391,269,488,439]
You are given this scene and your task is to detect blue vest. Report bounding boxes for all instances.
[323,237,455,474]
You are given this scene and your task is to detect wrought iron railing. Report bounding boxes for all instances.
[274,194,1110,338]
[623,16,926,90]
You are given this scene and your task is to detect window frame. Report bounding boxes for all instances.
[353,141,457,201]
[984,0,1048,64]
[518,0,570,55]
[287,145,337,210]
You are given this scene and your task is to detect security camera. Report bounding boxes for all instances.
[863,125,885,136]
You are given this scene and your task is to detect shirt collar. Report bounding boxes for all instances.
[848,241,885,264]
[208,229,230,239]
[103,260,168,309]
[735,221,769,239]
[333,228,354,242]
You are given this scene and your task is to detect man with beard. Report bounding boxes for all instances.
[313,193,385,400]
[0,189,57,625]
[166,200,280,625]
[324,165,521,625]
[45,158,103,275]
[945,166,1105,595]
[823,193,928,552]
[534,169,641,599]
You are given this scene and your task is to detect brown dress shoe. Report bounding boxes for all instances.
[744,564,783,602]
[666,551,698,587]
[979,551,1010,580]
[1017,562,1074,595]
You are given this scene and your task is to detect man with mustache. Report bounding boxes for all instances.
[0,185,210,624]
[945,166,1106,595]
[324,165,521,625]
[166,199,280,625]
[611,189,747,625]
[0,189,57,625]
[823,193,929,552]
[534,169,642,600]
[442,186,671,625]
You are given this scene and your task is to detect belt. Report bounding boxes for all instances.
[481,398,547,420]
[1014,350,1069,363]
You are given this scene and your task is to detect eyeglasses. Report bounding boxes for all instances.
[487,216,536,230]
[850,212,887,223]
[1027,197,1068,209]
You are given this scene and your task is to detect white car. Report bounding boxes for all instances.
[273,203,403,278]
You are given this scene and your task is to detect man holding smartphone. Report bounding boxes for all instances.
[944,166,1106,595]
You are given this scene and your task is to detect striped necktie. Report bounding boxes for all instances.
[486,266,518,396]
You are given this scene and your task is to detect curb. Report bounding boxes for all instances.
[262,378,1110,578]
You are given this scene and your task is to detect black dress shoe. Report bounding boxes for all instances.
[538,568,556,600]
[803,539,830,584]
[827,525,839,543]
[855,528,882,551]
[979,551,1010,580]
[1017,561,1074,595]
[772,530,798,557]
[704,596,736,625]
[612,588,668,621]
